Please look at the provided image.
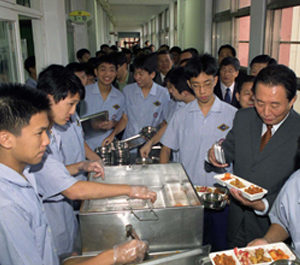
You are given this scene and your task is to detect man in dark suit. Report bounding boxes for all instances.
[208,64,300,248]
[153,50,173,87]
[214,57,241,108]
[217,44,247,88]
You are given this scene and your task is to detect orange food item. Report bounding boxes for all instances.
[268,249,289,261]
[196,186,213,193]
[214,188,226,194]
[221,173,233,181]
[213,254,236,265]
[244,185,263,194]
[230,178,246,188]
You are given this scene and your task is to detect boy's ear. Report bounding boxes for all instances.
[94,68,98,77]
[150,71,156,79]
[0,131,14,149]
[47,94,55,105]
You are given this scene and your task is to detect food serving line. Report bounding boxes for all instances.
[62,162,299,265]
[63,117,300,264]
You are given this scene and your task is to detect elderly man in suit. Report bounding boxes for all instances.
[208,64,300,248]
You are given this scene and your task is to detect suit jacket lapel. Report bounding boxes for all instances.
[253,110,296,165]
[250,116,263,163]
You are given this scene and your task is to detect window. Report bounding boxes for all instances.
[239,0,251,9]
[164,8,169,45]
[151,18,156,46]
[174,2,178,45]
[0,21,18,83]
[266,1,300,76]
[215,0,230,12]
[213,0,251,67]
[17,0,31,7]
[235,15,250,66]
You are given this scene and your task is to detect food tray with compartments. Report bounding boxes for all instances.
[213,173,268,201]
[209,242,296,265]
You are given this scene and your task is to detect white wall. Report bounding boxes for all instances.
[42,0,68,65]
[177,0,212,53]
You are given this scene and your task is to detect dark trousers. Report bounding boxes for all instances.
[203,205,229,252]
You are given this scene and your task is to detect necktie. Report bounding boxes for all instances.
[224,88,231,103]
[260,125,273,152]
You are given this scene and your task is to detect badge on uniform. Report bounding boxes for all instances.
[153,112,158,118]
[112,114,116,120]
[76,119,80,126]
[153,101,161,106]
[217,123,229,131]
[113,104,120,110]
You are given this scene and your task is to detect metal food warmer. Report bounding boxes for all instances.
[79,163,205,259]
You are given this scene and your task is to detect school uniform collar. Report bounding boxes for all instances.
[189,96,222,113]
[0,163,34,188]
[135,82,158,96]
[92,82,118,98]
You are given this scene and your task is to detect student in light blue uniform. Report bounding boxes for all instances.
[62,63,103,181]
[80,55,125,150]
[160,54,237,252]
[0,83,155,265]
[248,169,300,257]
[0,84,58,265]
[103,54,170,148]
[139,67,195,161]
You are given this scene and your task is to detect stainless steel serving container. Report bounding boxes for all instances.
[62,245,211,265]
[79,163,204,255]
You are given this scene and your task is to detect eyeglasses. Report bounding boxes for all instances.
[220,68,236,74]
[190,80,214,90]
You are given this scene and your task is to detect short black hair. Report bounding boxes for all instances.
[0,83,50,135]
[185,53,218,79]
[83,62,96,77]
[37,64,85,103]
[88,57,99,68]
[250,54,277,67]
[95,50,106,57]
[100,44,109,51]
[237,75,255,94]
[24,56,35,74]
[133,47,143,56]
[95,54,117,69]
[65,62,85,74]
[158,44,170,51]
[181,48,199,57]
[122,48,132,55]
[157,50,173,60]
[218,44,236,57]
[110,45,118,52]
[170,46,182,54]
[145,40,150,45]
[220,56,240,71]
[76,48,90,60]
[133,53,157,74]
[111,52,127,66]
[165,67,194,95]
[253,64,297,102]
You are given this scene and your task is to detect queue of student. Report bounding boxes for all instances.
[2,42,300,264]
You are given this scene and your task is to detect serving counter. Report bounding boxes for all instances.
[79,163,204,255]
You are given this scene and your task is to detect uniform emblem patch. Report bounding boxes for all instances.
[218,124,229,131]
[153,112,158,118]
[112,114,116,120]
[113,104,120,110]
[153,101,161,106]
